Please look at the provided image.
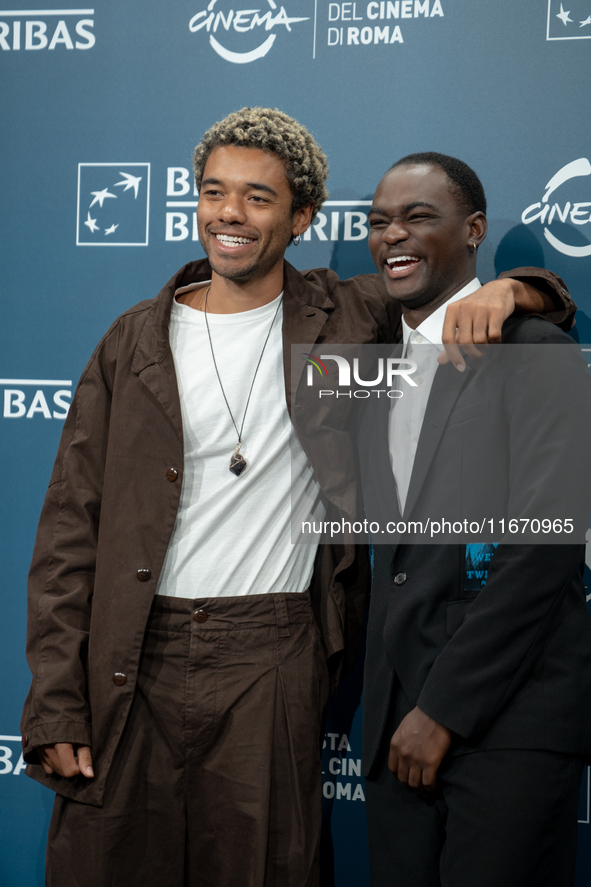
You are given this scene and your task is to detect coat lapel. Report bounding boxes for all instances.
[365,343,403,525]
[281,261,334,415]
[366,388,402,526]
[131,260,215,438]
[403,358,473,518]
[129,258,334,434]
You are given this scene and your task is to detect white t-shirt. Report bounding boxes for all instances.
[156,289,324,598]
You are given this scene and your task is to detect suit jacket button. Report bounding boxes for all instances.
[193,609,208,623]
[166,468,179,482]
[136,568,151,582]
[113,673,127,686]
[394,572,407,586]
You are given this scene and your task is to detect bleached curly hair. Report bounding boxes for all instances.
[193,107,328,221]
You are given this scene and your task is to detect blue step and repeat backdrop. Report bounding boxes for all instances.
[2,1,591,884]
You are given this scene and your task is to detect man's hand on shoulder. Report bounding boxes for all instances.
[38,743,94,779]
[388,706,451,791]
[439,277,551,371]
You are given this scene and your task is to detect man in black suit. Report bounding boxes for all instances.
[359,153,591,887]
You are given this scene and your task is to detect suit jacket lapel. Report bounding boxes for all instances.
[367,390,402,525]
[403,359,473,518]
[368,343,403,524]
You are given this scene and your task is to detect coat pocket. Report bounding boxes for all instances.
[445,598,476,637]
[447,399,489,427]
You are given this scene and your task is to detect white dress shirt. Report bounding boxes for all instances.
[388,279,482,514]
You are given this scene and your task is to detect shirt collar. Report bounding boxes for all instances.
[402,278,481,351]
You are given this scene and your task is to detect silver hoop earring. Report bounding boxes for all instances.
[293,234,301,246]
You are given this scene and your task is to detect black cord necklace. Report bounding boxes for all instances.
[203,287,283,476]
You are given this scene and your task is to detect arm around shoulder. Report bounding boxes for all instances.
[497,267,575,330]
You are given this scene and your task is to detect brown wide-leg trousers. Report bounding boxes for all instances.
[46,590,329,887]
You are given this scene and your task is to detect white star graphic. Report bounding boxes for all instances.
[556,3,573,25]
[104,223,119,235]
[580,15,591,26]
[89,187,117,208]
[114,172,142,198]
[84,211,99,233]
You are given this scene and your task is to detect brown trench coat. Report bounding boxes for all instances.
[20,259,574,806]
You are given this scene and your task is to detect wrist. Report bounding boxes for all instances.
[506,278,549,314]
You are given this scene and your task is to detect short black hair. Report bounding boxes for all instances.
[389,152,487,216]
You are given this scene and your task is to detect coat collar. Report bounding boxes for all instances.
[130,258,336,427]
[132,259,334,413]
[281,261,334,415]
[131,259,211,375]
[131,258,334,375]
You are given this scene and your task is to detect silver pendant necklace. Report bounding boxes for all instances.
[203,287,283,476]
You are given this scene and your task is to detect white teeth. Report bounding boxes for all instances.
[386,255,420,265]
[215,234,254,245]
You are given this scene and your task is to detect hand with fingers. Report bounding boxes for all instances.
[38,743,94,779]
[439,278,551,371]
[388,706,452,792]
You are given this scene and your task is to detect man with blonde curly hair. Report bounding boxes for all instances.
[192,106,329,227]
[21,106,575,887]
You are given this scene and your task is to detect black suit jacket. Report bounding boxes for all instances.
[360,316,591,776]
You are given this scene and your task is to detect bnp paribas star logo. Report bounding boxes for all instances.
[188,0,310,63]
[76,163,151,246]
[547,0,591,39]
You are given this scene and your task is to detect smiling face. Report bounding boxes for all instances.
[197,145,312,285]
[368,163,486,312]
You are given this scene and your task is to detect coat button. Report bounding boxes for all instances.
[394,572,407,586]
[113,673,127,686]
[166,468,179,482]
[136,568,151,582]
[21,734,27,748]
[193,609,208,623]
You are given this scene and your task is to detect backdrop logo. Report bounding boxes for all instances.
[0,736,26,776]
[521,159,591,258]
[188,0,309,63]
[325,0,443,54]
[322,732,365,802]
[0,8,95,50]
[1,378,71,420]
[164,172,374,244]
[547,0,591,40]
[76,163,151,247]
